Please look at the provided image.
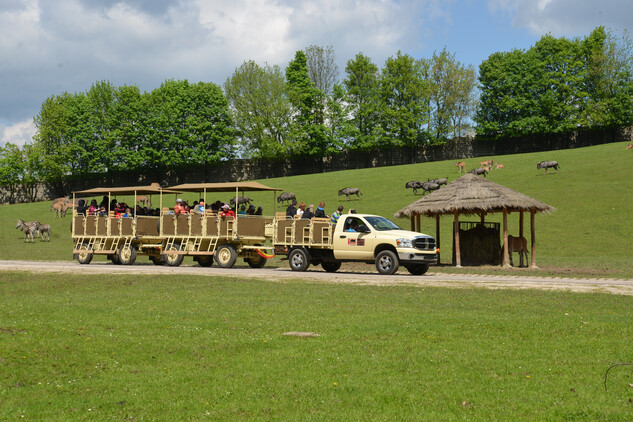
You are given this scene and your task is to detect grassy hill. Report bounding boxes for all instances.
[1,141,631,277]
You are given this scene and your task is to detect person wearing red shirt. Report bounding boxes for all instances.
[174,198,186,215]
[220,204,235,217]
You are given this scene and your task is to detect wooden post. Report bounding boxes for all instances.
[454,211,461,268]
[519,211,525,267]
[436,214,441,264]
[503,208,510,267]
[416,214,421,232]
[480,212,485,224]
[530,210,537,268]
[410,215,415,231]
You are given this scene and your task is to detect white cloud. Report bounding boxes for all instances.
[487,0,633,37]
[0,119,36,147]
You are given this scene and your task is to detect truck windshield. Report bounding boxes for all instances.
[365,216,401,231]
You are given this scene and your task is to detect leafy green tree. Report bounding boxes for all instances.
[285,50,329,156]
[344,53,381,150]
[0,143,23,203]
[224,61,292,158]
[379,51,431,157]
[20,142,44,202]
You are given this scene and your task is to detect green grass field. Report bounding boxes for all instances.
[1,141,632,277]
[1,272,632,420]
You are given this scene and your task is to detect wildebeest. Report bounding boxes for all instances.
[405,181,424,195]
[230,196,251,206]
[428,177,448,186]
[338,187,362,200]
[501,235,528,267]
[420,181,440,195]
[537,160,560,174]
[455,161,465,173]
[277,192,296,204]
[469,168,488,177]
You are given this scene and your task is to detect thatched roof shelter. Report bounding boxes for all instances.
[394,173,556,268]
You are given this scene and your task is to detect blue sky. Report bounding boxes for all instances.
[1,0,631,147]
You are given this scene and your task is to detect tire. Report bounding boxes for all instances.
[76,242,93,265]
[109,253,121,265]
[245,254,267,268]
[375,250,399,275]
[288,248,310,272]
[150,255,166,266]
[164,243,184,267]
[322,261,341,273]
[405,263,429,275]
[215,243,237,268]
[197,255,214,267]
[117,243,137,265]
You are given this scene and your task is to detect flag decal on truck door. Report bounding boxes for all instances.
[348,238,365,246]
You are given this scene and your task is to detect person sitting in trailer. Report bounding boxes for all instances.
[254,206,263,215]
[192,200,205,214]
[88,199,98,215]
[220,203,235,217]
[114,202,126,217]
[123,207,133,218]
[301,204,315,219]
[174,198,186,215]
[246,204,256,215]
[98,205,107,216]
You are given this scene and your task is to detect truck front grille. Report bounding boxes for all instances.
[414,237,436,251]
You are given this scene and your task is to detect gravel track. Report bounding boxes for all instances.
[2,260,633,296]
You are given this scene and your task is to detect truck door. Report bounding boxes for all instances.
[333,216,374,260]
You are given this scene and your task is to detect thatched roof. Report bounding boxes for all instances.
[168,181,281,192]
[394,173,555,217]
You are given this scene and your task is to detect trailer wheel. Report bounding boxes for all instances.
[215,243,237,268]
[117,244,137,265]
[245,255,267,268]
[404,263,429,275]
[197,255,214,267]
[108,254,121,265]
[76,242,93,265]
[322,261,341,273]
[164,243,184,267]
[150,255,166,266]
[375,250,399,275]
[289,248,310,272]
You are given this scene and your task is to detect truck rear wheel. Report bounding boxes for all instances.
[196,255,214,267]
[322,261,341,272]
[376,250,399,275]
[289,248,310,272]
[245,255,267,268]
[117,244,137,265]
[405,263,429,275]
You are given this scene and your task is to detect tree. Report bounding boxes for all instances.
[224,60,292,158]
[305,45,339,95]
[0,143,23,203]
[285,50,329,156]
[344,52,381,150]
[379,51,431,158]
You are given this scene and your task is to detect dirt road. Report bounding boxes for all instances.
[2,260,633,296]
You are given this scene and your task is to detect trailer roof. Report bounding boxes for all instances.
[73,185,179,195]
[167,181,282,192]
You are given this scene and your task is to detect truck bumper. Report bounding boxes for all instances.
[397,251,438,264]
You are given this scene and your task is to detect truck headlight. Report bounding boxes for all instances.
[396,238,413,248]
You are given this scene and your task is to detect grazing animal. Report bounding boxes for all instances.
[230,196,251,206]
[137,195,151,208]
[405,181,424,195]
[420,181,440,195]
[428,177,448,186]
[277,192,296,204]
[16,219,37,242]
[501,235,529,267]
[495,164,505,169]
[37,223,51,241]
[626,144,633,149]
[338,187,362,200]
[480,159,493,168]
[537,160,560,174]
[469,168,488,177]
[455,161,465,173]
[51,201,68,218]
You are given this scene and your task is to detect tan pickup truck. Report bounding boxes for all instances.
[273,213,438,275]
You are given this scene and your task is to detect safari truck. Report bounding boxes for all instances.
[273,213,438,275]
[72,182,282,268]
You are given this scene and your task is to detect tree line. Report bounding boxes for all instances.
[2,26,632,200]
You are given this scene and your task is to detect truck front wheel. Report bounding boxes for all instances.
[404,263,429,275]
[289,248,310,272]
[376,250,399,275]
